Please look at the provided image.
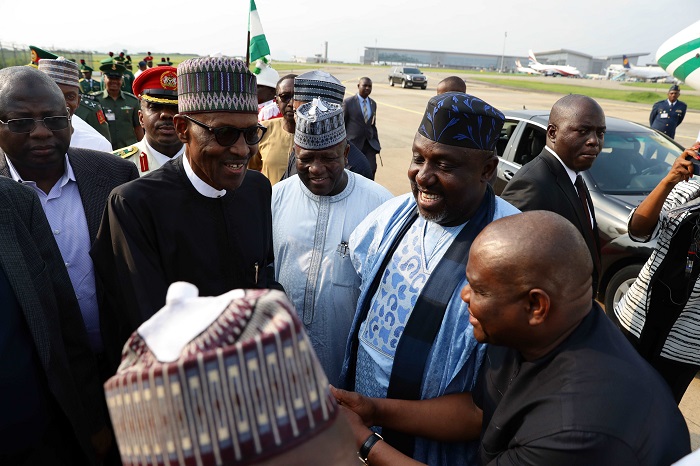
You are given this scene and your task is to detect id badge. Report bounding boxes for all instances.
[105,109,116,121]
[660,112,669,119]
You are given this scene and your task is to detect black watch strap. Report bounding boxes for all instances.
[358,432,383,465]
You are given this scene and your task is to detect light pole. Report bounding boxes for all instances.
[500,31,507,73]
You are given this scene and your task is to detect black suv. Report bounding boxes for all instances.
[388,67,427,89]
[494,110,684,312]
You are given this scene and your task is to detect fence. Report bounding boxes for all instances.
[0,41,95,69]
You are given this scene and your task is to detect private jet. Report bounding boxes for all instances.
[656,19,700,89]
[527,50,581,77]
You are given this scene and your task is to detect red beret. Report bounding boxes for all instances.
[131,66,178,105]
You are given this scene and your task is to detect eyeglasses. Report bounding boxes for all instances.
[276,93,293,103]
[0,115,71,134]
[182,115,267,146]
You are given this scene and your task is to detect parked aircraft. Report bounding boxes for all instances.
[656,19,700,89]
[621,55,671,81]
[515,59,541,75]
[527,50,581,77]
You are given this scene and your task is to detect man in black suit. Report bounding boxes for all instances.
[0,66,139,378]
[500,94,604,294]
[0,178,109,463]
[343,77,381,179]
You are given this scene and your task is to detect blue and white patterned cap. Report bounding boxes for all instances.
[418,92,505,151]
[293,70,345,104]
[294,98,346,150]
[38,57,79,87]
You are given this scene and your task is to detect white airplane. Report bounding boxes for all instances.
[527,50,581,77]
[515,59,541,75]
[621,55,671,81]
[656,19,700,89]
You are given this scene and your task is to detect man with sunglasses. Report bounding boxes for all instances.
[249,73,296,185]
[112,66,184,176]
[0,65,138,463]
[92,56,283,370]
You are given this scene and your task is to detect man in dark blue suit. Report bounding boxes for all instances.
[650,84,687,139]
[343,77,381,179]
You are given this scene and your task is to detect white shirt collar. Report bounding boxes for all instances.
[545,146,578,185]
[6,153,75,184]
[182,152,226,198]
[145,138,185,167]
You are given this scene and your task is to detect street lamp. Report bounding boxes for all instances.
[500,31,507,73]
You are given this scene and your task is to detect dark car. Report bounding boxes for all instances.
[494,110,684,312]
[388,66,427,89]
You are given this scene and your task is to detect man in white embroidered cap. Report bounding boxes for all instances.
[272,98,392,385]
[91,56,283,374]
[105,283,358,465]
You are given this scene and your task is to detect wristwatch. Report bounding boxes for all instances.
[358,432,383,465]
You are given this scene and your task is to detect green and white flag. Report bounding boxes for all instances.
[249,0,270,64]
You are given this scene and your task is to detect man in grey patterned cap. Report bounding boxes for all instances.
[281,70,372,180]
[272,97,392,384]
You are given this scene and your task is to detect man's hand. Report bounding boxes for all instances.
[664,149,696,185]
[330,385,377,427]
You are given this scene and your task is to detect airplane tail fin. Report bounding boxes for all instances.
[622,55,631,69]
[528,49,538,64]
[515,59,522,67]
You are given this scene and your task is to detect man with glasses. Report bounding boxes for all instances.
[249,73,296,185]
[112,65,184,176]
[92,56,283,369]
[272,97,392,384]
[0,65,137,462]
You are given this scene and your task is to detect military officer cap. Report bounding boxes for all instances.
[100,60,127,78]
[132,66,178,105]
[79,59,94,73]
[28,45,58,67]
[669,84,681,92]
[115,52,126,63]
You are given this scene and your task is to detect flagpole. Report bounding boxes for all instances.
[246,30,250,67]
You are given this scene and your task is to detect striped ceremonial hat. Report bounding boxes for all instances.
[294,98,346,150]
[38,57,80,87]
[177,56,258,114]
[293,70,346,104]
[104,283,338,466]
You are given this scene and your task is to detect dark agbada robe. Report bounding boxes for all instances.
[91,156,281,367]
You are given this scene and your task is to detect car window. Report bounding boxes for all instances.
[513,123,546,166]
[404,68,421,74]
[496,121,519,157]
[588,131,682,194]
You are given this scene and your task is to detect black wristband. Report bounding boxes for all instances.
[358,432,383,465]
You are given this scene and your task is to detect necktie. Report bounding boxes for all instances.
[362,99,369,123]
[575,174,601,272]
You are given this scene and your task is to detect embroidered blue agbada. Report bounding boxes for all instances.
[339,193,520,465]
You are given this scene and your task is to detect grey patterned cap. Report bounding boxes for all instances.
[294,70,345,104]
[294,98,346,150]
[38,57,80,88]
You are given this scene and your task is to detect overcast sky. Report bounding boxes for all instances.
[1,0,698,65]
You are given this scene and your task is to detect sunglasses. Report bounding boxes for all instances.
[182,115,267,147]
[276,93,294,103]
[0,115,71,134]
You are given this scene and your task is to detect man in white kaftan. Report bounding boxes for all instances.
[272,98,392,384]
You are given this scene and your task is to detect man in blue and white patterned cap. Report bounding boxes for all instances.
[332,92,520,466]
[271,98,392,385]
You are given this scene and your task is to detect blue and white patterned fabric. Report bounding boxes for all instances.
[341,193,520,465]
[7,155,101,352]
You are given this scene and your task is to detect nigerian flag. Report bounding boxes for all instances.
[249,0,270,63]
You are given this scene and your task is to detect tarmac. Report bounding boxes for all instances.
[319,65,700,449]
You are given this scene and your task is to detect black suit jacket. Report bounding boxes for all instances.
[500,149,601,292]
[0,178,104,463]
[343,94,381,154]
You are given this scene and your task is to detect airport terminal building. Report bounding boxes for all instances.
[361,47,647,76]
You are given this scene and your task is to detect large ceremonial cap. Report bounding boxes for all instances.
[294,98,346,150]
[293,70,345,104]
[100,59,127,77]
[29,45,57,67]
[104,283,337,466]
[132,66,178,105]
[418,91,505,151]
[38,57,80,87]
[177,56,258,114]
